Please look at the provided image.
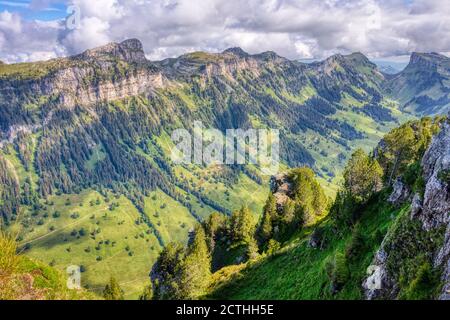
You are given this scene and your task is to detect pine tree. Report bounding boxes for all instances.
[203,212,226,252]
[246,237,260,261]
[288,167,328,223]
[179,225,211,299]
[150,242,185,300]
[258,194,277,244]
[230,206,255,244]
[103,277,124,300]
[343,149,383,203]
[139,284,153,300]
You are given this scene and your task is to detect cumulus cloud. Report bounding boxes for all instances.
[1,0,450,63]
[0,11,64,63]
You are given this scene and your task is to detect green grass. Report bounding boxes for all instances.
[184,52,221,63]
[2,143,39,189]
[1,232,96,300]
[17,190,162,300]
[143,190,199,245]
[0,58,77,80]
[207,196,407,300]
[84,145,106,171]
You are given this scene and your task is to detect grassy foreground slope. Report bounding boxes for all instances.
[0,233,96,300]
[208,193,406,299]
[207,117,447,300]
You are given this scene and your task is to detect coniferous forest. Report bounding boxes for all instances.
[1,3,450,303]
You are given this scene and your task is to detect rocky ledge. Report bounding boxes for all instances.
[79,39,147,64]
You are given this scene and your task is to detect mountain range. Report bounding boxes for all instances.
[0,39,449,298]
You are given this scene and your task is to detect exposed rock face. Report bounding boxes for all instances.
[362,248,396,300]
[270,173,293,213]
[50,67,166,109]
[410,193,423,219]
[365,117,450,300]
[80,39,147,64]
[420,122,450,230]
[388,178,410,206]
[421,121,450,300]
[436,223,450,300]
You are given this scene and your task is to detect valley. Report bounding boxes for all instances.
[1,39,450,299]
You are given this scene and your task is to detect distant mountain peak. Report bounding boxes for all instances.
[79,38,147,64]
[222,47,248,57]
[408,52,448,68]
[320,52,373,69]
[255,51,284,61]
[346,52,371,62]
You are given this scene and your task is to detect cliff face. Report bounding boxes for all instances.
[0,40,172,148]
[422,122,450,299]
[420,122,450,230]
[386,52,450,115]
[364,116,450,300]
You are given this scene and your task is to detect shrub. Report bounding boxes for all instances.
[325,252,349,293]
[266,239,281,256]
[438,169,450,184]
[0,233,19,274]
[400,262,439,300]
[345,225,365,260]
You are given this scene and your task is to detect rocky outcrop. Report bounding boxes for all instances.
[362,248,397,300]
[421,121,450,300]
[388,178,410,206]
[420,122,450,230]
[79,39,147,64]
[410,193,423,219]
[365,117,450,300]
[50,67,166,108]
[436,223,450,300]
[270,173,293,213]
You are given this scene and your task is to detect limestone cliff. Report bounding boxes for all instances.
[364,116,450,300]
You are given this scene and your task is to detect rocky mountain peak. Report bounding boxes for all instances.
[408,52,447,69]
[222,47,249,57]
[79,38,147,64]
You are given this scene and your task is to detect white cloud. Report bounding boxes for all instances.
[0,11,63,63]
[61,16,111,54]
[2,0,450,63]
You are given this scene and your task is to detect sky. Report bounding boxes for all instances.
[0,0,449,64]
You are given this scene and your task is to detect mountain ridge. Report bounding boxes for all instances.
[1,39,450,298]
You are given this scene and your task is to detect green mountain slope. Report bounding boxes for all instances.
[206,117,449,300]
[207,196,408,300]
[386,52,450,115]
[1,39,450,298]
